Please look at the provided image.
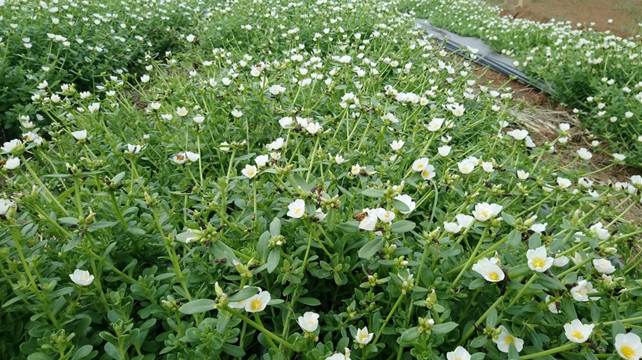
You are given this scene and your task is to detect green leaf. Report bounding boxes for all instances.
[361,188,384,198]
[470,353,486,360]
[178,299,216,315]
[176,232,198,243]
[88,221,117,232]
[104,343,122,360]
[508,343,520,359]
[298,297,321,306]
[59,217,79,225]
[486,308,498,328]
[507,229,522,248]
[392,199,410,212]
[502,212,516,226]
[267,249,280,273]
[391,220,415,233]
[228,287,259,302]
[432,322,458,335]
[71,345,93,360]
[257,231,270,261]
[222,344,245,357]
[27,353,53,360]
[111,172,126,184]
[270,217,281,235]
[612,320,625,337]
[358,237,384,258]
[400,327,420,342]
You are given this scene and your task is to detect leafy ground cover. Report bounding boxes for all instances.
[401,0,642,167]
[2,0,642,359]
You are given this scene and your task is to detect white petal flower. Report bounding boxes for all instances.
[255,155,269,167]
[297,311,320,332]
[412,158,429,172]
[266,137,285,151]
[472,258,505,282]
[458,159,475,174]
[355,326,373,345]
[3,157,20,170]
[447,346,471,360]
[287,199,306,218]
[615,333,642,360]
[456,214,474,229]
[571,280,600,302]
[245,290,271,313]
[444,221,461,233]
[0,199,16,216]
[71,130,87,140]
[592,258,616,274]
[241,164,258,179]
[438,145,451,156]
[394,194,415,214]
[564,319,594,343]
[69,269,94,286]
[472,203,502,222]
[507,129,528,140]
[494,326,524,353]
[526,246,554,272]
[546,295,561,314]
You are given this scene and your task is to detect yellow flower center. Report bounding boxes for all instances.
[505,335,515,346]
[417,164,424,170]
[293,208,302,215]
[532,258,545,268]
[621,345,635,359]
[572,330,583,340]
[422,170,430,178]
[250,298,263,312]
[480,210,489,218]
[248,169,255,176]
[359,333,368,341]
[488,272,499,281]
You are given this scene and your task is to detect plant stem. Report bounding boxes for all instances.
[373,292,405,345]
[223,307,296,351]
[520,342,578,359]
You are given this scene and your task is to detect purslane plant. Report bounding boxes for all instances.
[1,0,642,359]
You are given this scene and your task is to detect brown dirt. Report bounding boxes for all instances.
[497,0,642,38]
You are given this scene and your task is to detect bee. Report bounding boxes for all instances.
[353,212,368,222]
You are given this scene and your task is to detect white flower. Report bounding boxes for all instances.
[140,74,150,83]
[557,177,572,189]
[390,140,404,151]
[297,311,320,332]
[185,151,200,162]
[268,84,286,96]
[193,115,205,124]
[546,295,561,314]
[507,129,529,140]
[231,109,243,118]
[530,223,547,234]
[615,333,642,360]
[186,34,195,43]
[446,346,471,360]
[266,137,285,151]
[0,199,16,216]
[494,326,524,353]
[458,159,475,174]
[412,158,429,172]
[359,209,378,231]
[578,177,594,188]
[472,258,505,282]
[517,170,529,180]
[593,258,616,274]
[472,202,502,221]
[553,256,569,267]
[421,164,436,180]
[255,155,269,167]
[527,246,554,272]
[241,164,258,179]
[69,269,94,286]
[590,222,610,240]
[456,214,474,229]
[126,144,142,155]
[71,130,87,140]
[375,208,395,223]
[314,208,326,221]
[279,117,293,128]
[427,117,445,131]
[355,326,373,345]
[438,145,451,156]
[482,161,494,173]
[335,154,345,164]
[172,153,187,164]
[564,319,594,343]
[394,194,415,214]
[559,123,570,131]
[444,221,461,233]
[4,157,20,170]
[577,148,592,160]
[305,122,322,135]
[351,164,361,175]
[88,103,100,113]
[245,290,271,313]
[571,280,599,302]
[287,199,306,218]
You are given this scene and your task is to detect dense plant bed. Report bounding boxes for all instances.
[1,0,642,359]
[401,0,642,167]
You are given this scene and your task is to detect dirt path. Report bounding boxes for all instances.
[497,0,642,38]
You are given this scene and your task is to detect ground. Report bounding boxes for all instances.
[495,0,642,38]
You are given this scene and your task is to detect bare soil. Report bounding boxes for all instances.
[496,0,642,38]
